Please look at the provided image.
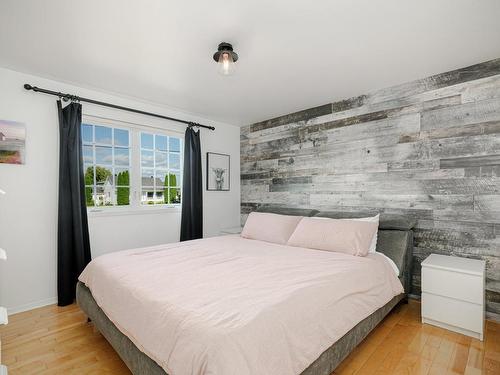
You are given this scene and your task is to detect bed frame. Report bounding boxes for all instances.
[77,208,415,375]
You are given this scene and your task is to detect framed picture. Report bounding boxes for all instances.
[0,119,26,165]
[206,152,230,191]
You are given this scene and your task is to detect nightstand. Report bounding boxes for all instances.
[219,226,243,235]
[421,253,485,340]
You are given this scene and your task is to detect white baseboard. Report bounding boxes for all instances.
[7,296,57,315]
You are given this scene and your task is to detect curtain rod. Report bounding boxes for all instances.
[23,84,215,131]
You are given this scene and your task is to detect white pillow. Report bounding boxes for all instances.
[349,214,379,253]
[287,217,379,256]
[307,214,380,253]
[241,212,303,245]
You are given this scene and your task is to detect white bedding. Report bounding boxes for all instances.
[376,251,400,276]
[79,235,403,375]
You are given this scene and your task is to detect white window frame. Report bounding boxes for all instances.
[83,115,183,216]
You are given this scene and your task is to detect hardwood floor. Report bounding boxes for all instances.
[0,300,498,374]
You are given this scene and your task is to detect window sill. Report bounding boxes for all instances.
[87,205,181,218]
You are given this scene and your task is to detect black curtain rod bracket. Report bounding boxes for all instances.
[23,84,215,131]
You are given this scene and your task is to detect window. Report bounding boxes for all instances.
[83,124,130,207]
[81,119,182,211]
[140,132,182,205]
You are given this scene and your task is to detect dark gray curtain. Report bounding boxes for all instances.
[57,100,91,306]
[180,127,203,241]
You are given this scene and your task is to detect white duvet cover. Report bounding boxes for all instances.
[79,235,403,375]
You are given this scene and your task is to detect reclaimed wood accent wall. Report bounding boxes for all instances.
[240,58,500,317]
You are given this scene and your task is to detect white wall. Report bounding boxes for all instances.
[0,67,240,314]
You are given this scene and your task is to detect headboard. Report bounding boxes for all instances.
[249,206,415,296]
[255,205,319,217]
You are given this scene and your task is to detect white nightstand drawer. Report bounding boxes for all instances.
[421,266,483,304]
[422,292,483,334]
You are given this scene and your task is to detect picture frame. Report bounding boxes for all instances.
[206,152,230,191]
[0,119,26,165]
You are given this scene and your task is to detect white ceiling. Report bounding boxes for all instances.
[1,1,499,126]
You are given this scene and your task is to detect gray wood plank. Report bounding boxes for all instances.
[474,195,500,211]
[421,98,500,131]
[440,154,500,169]
[250,104,331,132]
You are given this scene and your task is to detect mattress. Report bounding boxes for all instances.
[79,235,403,375]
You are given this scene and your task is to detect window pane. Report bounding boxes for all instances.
[141,150,154,167]
[95,185,114,206]
[169,152,180,170]
[142,188,155,205]
[115,168,130,186]
[116,187,130,206]
[155,170,168,186]
[155,151,167,168]
[114,128,129,147]
[155,191,165,205]
[83,145,93,164]
[85,186,95,206]
[96,146,113,165]
[169,188,181,204]
[95,166,112,185]
[114,148,129,166]
[141,168,155,187]
[169,137,180,152]
[141,133,153,150]
[84,165,94,185]
[95,126,112,144]
[155,176,163,188]
[169,172,181,187]
[82,124,93,143]
[155,135,167,151]
[113,129,129,147]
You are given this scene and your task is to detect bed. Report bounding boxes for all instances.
[76,208,415,375]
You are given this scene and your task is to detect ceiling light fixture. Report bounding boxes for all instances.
[213,42,238,76]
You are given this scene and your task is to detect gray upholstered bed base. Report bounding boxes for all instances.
[77,284,404,375]
[77,282,166,374]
